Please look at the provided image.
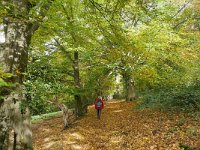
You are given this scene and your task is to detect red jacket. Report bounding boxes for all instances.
[94,98,104,110]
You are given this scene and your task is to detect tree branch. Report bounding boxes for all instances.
[173,18,188,29]
[54,38,73,62]
[171,0,193,19]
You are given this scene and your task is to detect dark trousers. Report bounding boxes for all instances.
[97,109,101,119]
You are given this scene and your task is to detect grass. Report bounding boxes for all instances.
[31,111,62,123]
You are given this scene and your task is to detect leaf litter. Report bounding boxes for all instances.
[33,100,200,150]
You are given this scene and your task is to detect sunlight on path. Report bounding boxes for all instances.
[33,100,200,150]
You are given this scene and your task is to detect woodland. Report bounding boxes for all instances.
[0,0,200,150]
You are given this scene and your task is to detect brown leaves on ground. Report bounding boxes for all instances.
[33,100,200,150]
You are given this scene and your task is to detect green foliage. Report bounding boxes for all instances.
[24,79,56,115]
[0,68,14,104]
[82,66,115,101]
[1,0,196,113]
[168,82,200,111]
[0,78,8,88]
[24,76,76,115]
[0,70,13,89]
[31,111,62,123]
[137,80,200,111]
[30,0,200,113]
[24,46,78,115]
[179,143,195,150]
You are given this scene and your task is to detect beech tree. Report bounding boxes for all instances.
[0,0,54,149]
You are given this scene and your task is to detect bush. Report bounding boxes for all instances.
[23,79,75,115]
[136,81,200,112]
[169,82,200,111]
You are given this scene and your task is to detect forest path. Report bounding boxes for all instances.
[33,100,200,150]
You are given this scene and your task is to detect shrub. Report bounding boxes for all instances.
[136,81,200,112]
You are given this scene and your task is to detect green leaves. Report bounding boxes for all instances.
[0,78,8,88]
[25,0,200,113]
[0,69,13,88]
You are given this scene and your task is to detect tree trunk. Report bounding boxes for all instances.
[58,104,69,129]
[54,41,85,116]
[0,1,33,149]
[122,72,136,101]
[0,108,9,150]
[114,73,122,99]
[73,51,83,116]
[127,78,136,101]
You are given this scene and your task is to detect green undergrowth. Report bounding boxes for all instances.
[135,82,200,112]
[31,111,62,123]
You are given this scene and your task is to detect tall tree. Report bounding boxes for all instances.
[0,0,32,149]
[31,0,100,116]
[0,0,54,149]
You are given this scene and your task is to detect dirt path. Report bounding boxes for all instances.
[33,100,200,150]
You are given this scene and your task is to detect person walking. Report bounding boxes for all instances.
[94,96,104,120]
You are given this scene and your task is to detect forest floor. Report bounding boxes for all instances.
[33,100,200,150]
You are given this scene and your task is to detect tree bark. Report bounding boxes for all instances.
[54,39,84,116]
[122,72,136,101]
[0,108,9,150]
[73,51,83,116]
[0,1,32,149]
[1,0,55,148]
[127,78,136,101]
